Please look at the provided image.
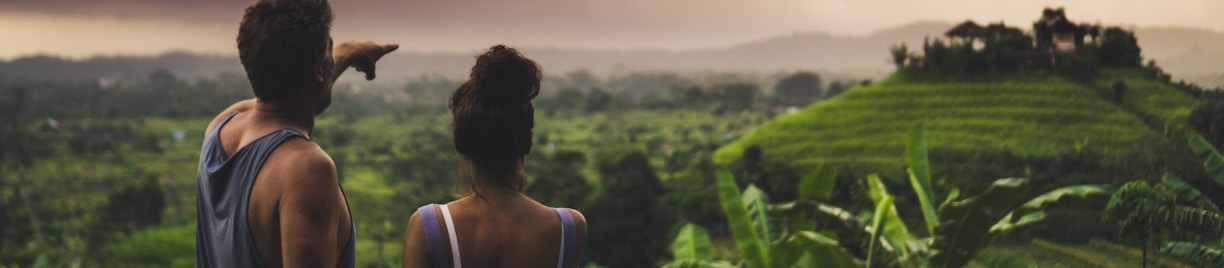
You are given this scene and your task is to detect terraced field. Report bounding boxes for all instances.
[974,239,1195,268]
[714,69,1199,172]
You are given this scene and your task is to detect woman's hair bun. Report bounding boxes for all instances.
[467,44,541,105]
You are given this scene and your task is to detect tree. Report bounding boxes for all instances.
[105,174,167,232]
[1104,181,1177,268]
[583,150,675,267]
[890,43,910,70]
[1099,27,1142,67]
[825,81,850,99]
[1056,44,1101,81]
[584,88,611,113]
[717,83,758,112]
[773,72,823,107]
[1189,102,1224,150]
[537,87,585,113]
[1113,80,1127,102]
[525,149,592,208]
[669,86,707,108]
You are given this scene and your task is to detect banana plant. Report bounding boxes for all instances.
[713,122,1106,268]
[661,223,735,268]
[1143,135,1224,268]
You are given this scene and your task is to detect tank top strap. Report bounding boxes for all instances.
[553,208,578,268]
[418,204,453,268]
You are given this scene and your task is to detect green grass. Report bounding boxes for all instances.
[714,69,1199,172]
[1093,69,1199,132]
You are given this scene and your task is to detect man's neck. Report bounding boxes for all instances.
[252,100,317,138]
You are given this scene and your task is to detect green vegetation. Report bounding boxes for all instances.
[0,68,781,267]
[1102,135,1224,268]
[3,9,1221,266]
[717,70,1193,166]
[674,124,1106,267]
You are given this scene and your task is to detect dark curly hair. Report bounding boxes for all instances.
[236,0,334,102]
[451,45,541,193]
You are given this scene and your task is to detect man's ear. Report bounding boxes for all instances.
[314,62,328,83]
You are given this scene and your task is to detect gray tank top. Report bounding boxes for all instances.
[195,113,356,268]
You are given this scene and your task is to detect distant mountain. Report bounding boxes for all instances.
[0,52,240,82]
[3,21,1223,87]
[1131,27,1224,88]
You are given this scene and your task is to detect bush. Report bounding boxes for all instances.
[105,224,195,267]
[583,150,677,267]
[1056,46,1101,81]
[1006,209,1116,244]
[974,248,1036,268]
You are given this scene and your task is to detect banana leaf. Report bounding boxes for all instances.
[1164,174,1221,212]
[906,121,939,235]
[716,169,770,268]
[867,195,894,268]
[865,174,919,260]
[660,259,737,268]
[991,184,1109,235]
[743,185,775,242]
[799,164,837,203]
[1162,241,1224,268]
[771,201,868,249]
[1165,205,1224,235]
[670,223,714,261]
[1188,135,1224,187]
[791,231,865,268]
[928,178,1030,268]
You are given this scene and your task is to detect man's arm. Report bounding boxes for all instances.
[330,41,399,87]
[278,144,345,267]
[204,98,256,136]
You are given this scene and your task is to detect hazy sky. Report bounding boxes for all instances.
[1,0,1221,59]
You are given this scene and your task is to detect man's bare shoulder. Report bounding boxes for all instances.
[205,99,257,136]
[267,139,338,188]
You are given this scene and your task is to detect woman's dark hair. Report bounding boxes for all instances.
[236,0,334,102]
[451,45,541,193]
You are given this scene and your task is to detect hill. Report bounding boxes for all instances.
[713,69,1199,174]
[4,22,1222,88]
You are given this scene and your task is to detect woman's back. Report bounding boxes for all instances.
[405,194,585,268]
[402,44,587,268]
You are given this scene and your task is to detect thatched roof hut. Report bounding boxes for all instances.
[945,20,987,39]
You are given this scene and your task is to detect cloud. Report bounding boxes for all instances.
[2,0,1222,58]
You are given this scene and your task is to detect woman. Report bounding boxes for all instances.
[402,45,588,268]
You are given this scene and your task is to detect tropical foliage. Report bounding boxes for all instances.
[1145,135,1224,266]
[1098,135,1224,268]
[669,123,1107,267]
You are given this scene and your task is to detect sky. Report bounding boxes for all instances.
[1,0,1222,60]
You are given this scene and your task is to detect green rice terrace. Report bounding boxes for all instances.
[715,69,1198,170]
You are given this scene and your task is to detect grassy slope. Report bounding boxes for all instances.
[714,69,1199,171]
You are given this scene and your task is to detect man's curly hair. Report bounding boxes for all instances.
[237,0,334,102]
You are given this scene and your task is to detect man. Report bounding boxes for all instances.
[195,0,397,267]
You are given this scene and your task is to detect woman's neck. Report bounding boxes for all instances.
[467,166,524,199]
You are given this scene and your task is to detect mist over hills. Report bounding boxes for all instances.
[3,21,1223,87]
